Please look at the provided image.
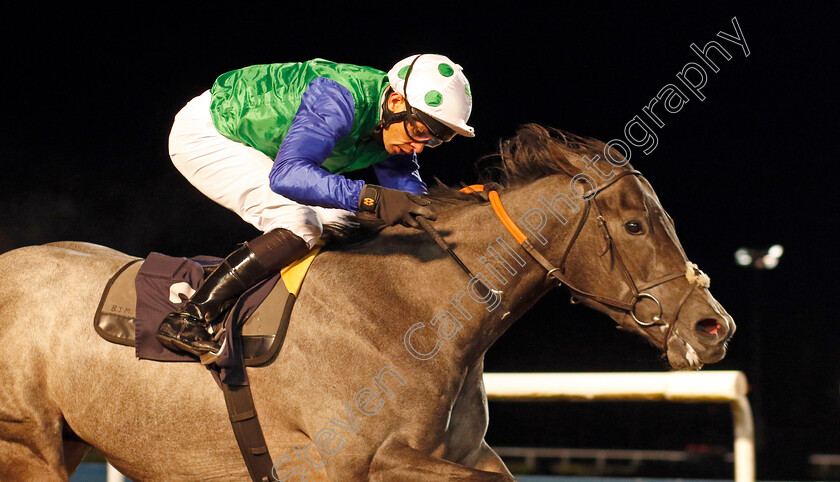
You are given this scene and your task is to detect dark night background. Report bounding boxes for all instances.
[2,2,837,480]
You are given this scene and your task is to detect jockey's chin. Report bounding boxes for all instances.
[387,144,416,155]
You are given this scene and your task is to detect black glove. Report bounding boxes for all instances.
[358,184,435,228]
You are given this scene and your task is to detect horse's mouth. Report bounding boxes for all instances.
[666,334,728,370]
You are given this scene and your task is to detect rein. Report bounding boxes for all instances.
[420,170,712,333]
[416,215,508,316]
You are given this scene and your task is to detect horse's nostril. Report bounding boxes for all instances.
[696,318,723,336]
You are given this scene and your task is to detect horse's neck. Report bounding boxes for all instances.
[365,182,563,366]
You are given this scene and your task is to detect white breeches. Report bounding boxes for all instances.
[167,91,351,248]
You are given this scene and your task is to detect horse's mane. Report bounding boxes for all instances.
[323,124,621,248]
[484,123,616,187]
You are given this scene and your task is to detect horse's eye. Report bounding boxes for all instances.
[625,220,644,235]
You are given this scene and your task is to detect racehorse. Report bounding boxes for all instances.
[0,124,733,481]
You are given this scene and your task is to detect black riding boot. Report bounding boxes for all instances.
[156,228,309,359]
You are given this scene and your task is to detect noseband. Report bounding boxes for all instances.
[463,169,712,334]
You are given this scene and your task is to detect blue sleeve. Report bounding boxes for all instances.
[268,77,365,211]
[372,153,428,194]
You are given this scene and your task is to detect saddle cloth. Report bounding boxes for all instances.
[94,247,321,384]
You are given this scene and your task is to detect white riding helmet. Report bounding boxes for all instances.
[387,54,475,139]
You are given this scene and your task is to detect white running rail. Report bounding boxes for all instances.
[482,370,755,482]
[106,462,124,482]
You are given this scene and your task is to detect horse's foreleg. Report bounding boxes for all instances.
[62,438,91,476]
[460,440,515,476]
[369,440,515,481]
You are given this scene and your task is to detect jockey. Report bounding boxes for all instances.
[157,54,474,359]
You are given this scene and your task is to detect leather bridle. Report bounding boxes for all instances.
[447,169,712,341]
[485,169,713,338]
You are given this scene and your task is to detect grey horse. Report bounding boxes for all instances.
[0,125,733,481]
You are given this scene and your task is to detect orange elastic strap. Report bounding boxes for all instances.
[488,191,527,245]
[459,184,485,193]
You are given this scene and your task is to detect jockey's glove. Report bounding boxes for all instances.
[358,185,435,228]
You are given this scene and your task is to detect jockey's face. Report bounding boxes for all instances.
[381,92,431,155]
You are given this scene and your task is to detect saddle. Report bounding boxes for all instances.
[94,247,320,368]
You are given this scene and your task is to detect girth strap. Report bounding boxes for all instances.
[221,383,274,481]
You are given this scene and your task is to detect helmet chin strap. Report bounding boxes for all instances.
[377,55,423,134]
[375,87,409,133]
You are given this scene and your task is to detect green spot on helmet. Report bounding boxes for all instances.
[387,54,475,138]
[425,90,443,107]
